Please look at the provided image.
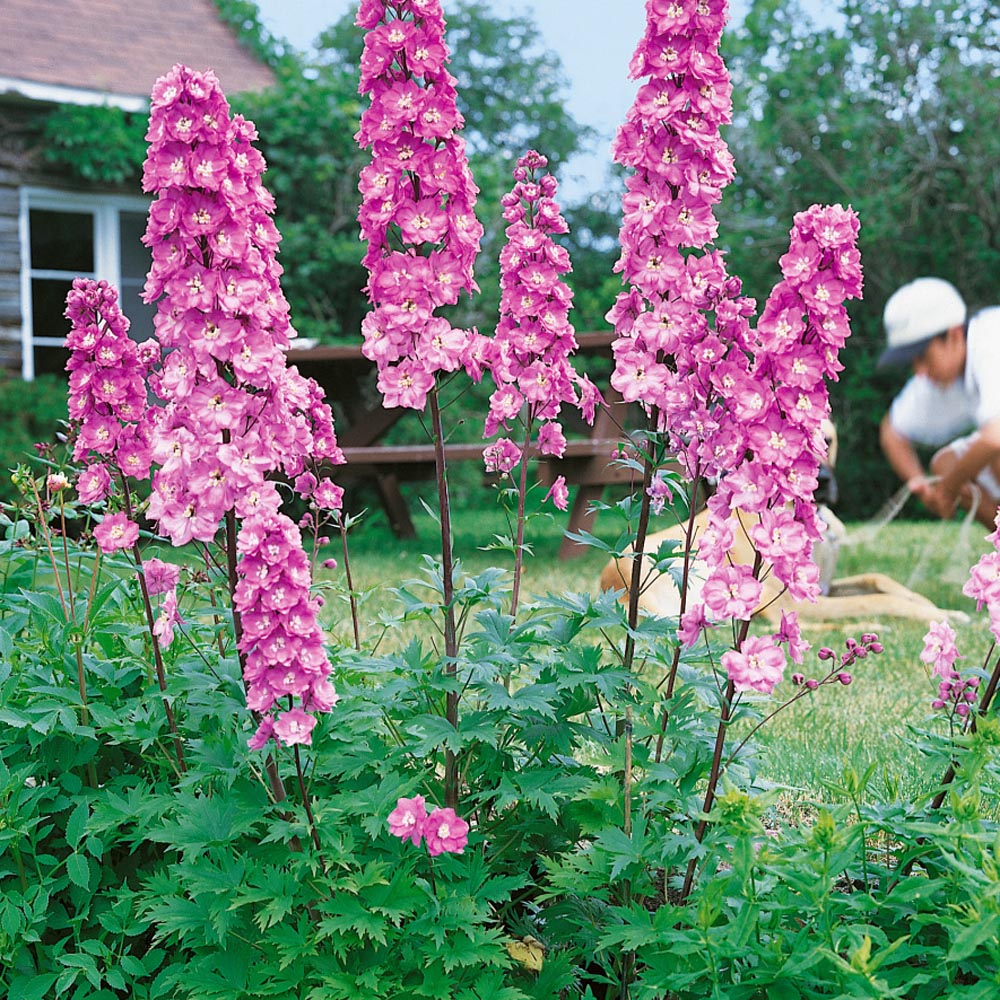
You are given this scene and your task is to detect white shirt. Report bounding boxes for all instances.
[889,373,974,446]
[965,306,1000,425]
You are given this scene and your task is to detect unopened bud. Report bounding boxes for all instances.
[806,678,819,690]
[818,647,834,661]
[838,672,852,685]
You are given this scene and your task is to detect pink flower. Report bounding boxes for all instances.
[920,620,961,679]
[722,636,787,695]
[357,1,483,411]
[423,806,469,856]
[273,708,318,747]
[142,557,180,596]
[152,589,182,648]
[387,794,428,847]
[93,513,139,553]
[545,475,569,511]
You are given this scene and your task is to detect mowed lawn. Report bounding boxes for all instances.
[319,492,996,803]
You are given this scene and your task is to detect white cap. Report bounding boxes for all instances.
[878,277,967,370]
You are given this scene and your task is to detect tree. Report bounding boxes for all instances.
[718,0,1000,517]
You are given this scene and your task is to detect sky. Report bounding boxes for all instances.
[251,0,756,201]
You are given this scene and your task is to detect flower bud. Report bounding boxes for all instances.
[806,678,819,690]
[838,672,852,685]
[818,647,834,661]
[791,672,805,685]
[322,558,337,570]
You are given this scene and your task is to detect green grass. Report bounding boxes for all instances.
[319,495,997,802]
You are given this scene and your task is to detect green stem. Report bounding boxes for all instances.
[429,386,461,810]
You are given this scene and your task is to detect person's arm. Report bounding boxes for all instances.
[926,416,1000,519]
[879,413,934,502]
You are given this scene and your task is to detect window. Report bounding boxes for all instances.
[20,188,155,379]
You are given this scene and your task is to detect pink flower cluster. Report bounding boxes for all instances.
[64,278,157,549]
[608,0,741,423]
[963,514,1000,643]
[140,64,343,547]
[484,150,600,491]
[138,64,343,746]
[355,0,488,410]
[608,3,863,700]
[236,512,338,749]
[922,618,978,718]
[387,794,469,856]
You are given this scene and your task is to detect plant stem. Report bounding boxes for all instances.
[131,544,187,774]
[429,386,461,810]
[339,517,361,651]
[294,744,326,863]
[509,416,535,621]
[680,677,736,902]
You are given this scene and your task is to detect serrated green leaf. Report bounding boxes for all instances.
[66,852,91,891]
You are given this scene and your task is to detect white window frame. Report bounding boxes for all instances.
[19,186,150,380]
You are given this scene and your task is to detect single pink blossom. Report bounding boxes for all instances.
[545,475,569,511]
[920,620,961,679]
[142,557,180,596]
[93,513,139,553]
[722,636,787,695]
[388,794,428,847]
[423,806,469,856]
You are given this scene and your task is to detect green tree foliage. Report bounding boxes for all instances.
[719,0,1000,517]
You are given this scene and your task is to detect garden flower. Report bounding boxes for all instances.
[721,636,787,695]
[141,64,344,547]
[235,510,336,748]
[356,0,485,410]
[423,806,469,856]
[921,620,961,679]
[610,1,862,668]
[64,278,154,498]
[93,512,140,554]
[545,475,569,512]
[142,557,181,596]
[484,150,597,471]
[388,794,428,847]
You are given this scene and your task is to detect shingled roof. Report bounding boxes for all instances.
[0,0,275,105]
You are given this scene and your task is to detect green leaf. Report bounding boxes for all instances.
[65,800,90,850]
[66,852,91,892]
[8,973,60,1000]
[947,911,1000,963]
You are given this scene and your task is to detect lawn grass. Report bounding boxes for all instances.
[319,490,997,803]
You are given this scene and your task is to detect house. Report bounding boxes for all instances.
[0,0,275,379]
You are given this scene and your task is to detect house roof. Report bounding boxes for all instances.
[0,0,274,106]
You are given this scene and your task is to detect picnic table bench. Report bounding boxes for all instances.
[286,332,632,558]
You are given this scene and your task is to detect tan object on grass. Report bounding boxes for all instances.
[599,504,969,626]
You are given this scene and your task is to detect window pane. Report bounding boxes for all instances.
[119,211,156,341]
[34,345,70,378]
[29,209,94,272]
[31,277,73,342]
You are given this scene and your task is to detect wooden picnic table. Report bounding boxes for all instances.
[285,332,632,558]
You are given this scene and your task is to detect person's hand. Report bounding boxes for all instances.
[922,478,958,520]
[906,475,936,507]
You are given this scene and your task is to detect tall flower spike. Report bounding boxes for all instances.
[64,278,157,548]
[612,6,863,695]
[141,64,342,746]
[141,64,344,547]
[355,0,487,410]
[485,149,600,478]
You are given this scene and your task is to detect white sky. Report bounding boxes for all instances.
[251,1,817,200]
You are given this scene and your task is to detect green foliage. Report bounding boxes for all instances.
[40,105,147,185]
[0,374,67,505]
[4,463,1000,998]
[719,0,1000,517]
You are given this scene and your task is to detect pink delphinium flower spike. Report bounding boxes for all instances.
[356,1,487,411]
[484,150,599,484]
